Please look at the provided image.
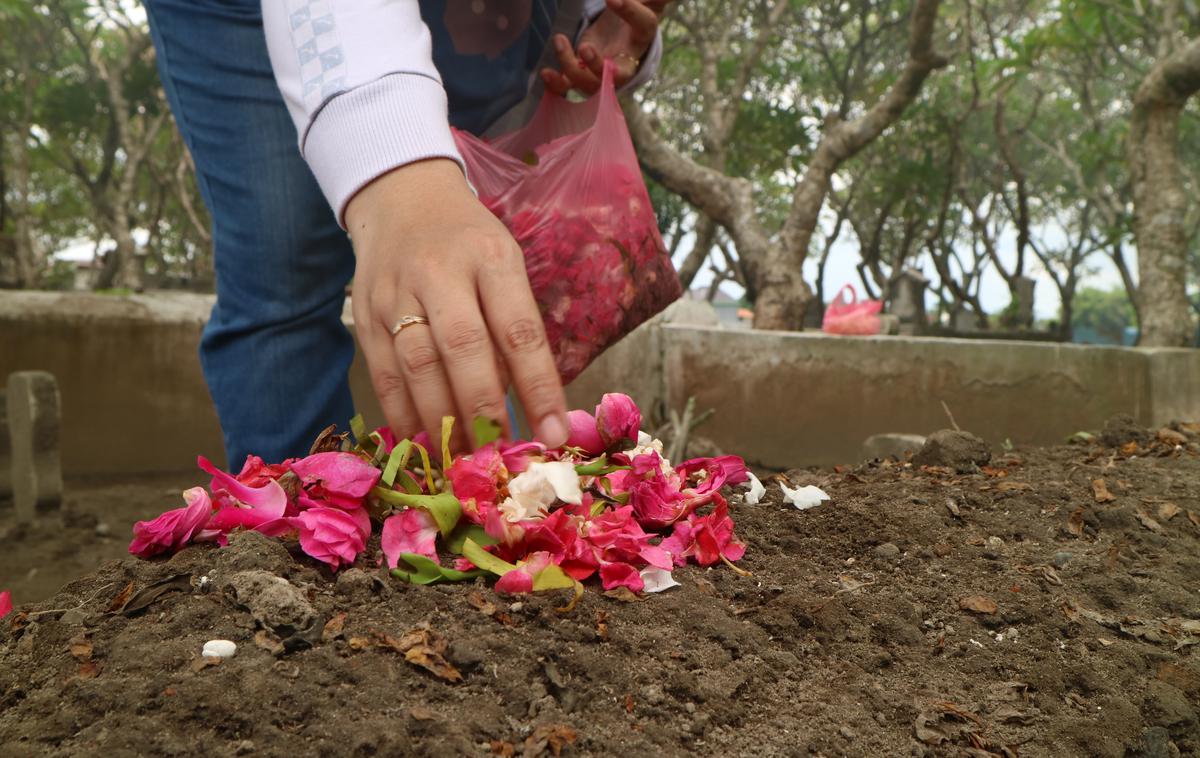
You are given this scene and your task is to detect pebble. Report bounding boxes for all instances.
[93,522,111,537]
[684,702,696,714]
[873,543,901,560]
[985,536,1004,548]
[1051,551,1074,568]
[509,602,524,613]
[202,639,237,659]
[839,726,856,740]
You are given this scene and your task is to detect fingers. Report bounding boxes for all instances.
[478,254,568,449]
[421,286,511,450]
[606,0,658,50]
[550,33,601,94]
[385,299,465,453]
[354,294,422,443]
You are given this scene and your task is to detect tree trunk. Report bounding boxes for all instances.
[1128,37,1200,347]
[754,0,947,330]
[676,214,718,291]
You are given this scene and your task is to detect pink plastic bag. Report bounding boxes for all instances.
[452,61,681,383]
[822,284,882,335]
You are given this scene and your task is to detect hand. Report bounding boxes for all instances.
[345,159,569,452]
[540,0,668,96]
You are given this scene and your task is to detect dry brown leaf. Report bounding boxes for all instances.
[1158,502,1182,521]
[837,574,870,593]
[348,636,372,651]
[1097,637,1115,647]
[595,610,610,642]
[190,656,221,673]
[1091,478,1116,503]
[373,628,463,683]
[959,595,999,615]
[522,724,577,757]
[1067,507,1085,537]
[106,582,135,613]
[322,612,346,642]
[944,498,962,518]
[467,591,498,616]
[980,466,1008,478]
[255,630,283,654]
[995,481,1032,493]
[408,706,436,721]
[603,587,645,603]
[1189,511,1200,529]
[1158,428,1188,446]
[67,634,93,662]
[1135,510,1165,535]
[76,661,101,679]
[624,693,635,713]
[1119,441,1140,457]
[490,740,516,757]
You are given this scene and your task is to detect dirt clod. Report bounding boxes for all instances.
[912,430,992,473]
[1101,414,1151,448]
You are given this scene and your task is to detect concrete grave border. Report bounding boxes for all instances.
[2,291,1196,474]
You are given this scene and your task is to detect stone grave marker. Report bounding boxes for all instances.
[7,371,63,522]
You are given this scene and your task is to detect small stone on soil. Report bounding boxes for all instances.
[202,640,237,659]
[1052,551,1074,568]
[873,543,901,560]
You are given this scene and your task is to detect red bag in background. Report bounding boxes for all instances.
[822,284,882,335]
[452,60,682,383]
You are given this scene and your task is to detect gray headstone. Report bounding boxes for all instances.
[0,391,10,503]
[887,269,929,335]
[7,371,63,522]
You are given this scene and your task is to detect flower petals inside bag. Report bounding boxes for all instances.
[452,60,682,382]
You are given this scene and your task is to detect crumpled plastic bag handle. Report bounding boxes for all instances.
[822,284,883,335]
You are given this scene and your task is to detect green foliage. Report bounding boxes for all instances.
[1070,287,1136,343]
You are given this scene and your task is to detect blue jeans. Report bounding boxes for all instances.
[144,0,552,466]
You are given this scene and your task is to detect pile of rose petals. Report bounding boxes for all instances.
[128,394,749,596]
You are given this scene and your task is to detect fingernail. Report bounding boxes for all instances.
[537,413,569,448]
[610,0,624,8]
[555,36,568,52]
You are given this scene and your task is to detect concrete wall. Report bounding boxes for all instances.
[2,291,1197,474]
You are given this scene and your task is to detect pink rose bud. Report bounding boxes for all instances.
[565,410,605,455]
[595,393,640,449]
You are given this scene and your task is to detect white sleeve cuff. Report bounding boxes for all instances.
[302,73,466,228]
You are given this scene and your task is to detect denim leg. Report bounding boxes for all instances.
[144,0,356,467]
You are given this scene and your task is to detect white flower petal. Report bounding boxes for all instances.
[535,461,583,505]
[780,483,830,510]
[639,567,680,593]
[743,472,766,504]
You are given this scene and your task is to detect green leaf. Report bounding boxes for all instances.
[574,456,609,476]
[441,416,454,467]
[350,414,367,445]
[410,442,437,494]
[372,488,462,536]
[530,563,576,591]
[461,538,517,576]
[390,553,485,584]
[473,416,502,447]
[382,439,412,488]
[446,523,498,554]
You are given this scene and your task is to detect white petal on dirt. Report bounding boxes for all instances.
[743,472,766,504]
[780,483,831,510]
[202,639,237,659]
[639,567,680,593]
